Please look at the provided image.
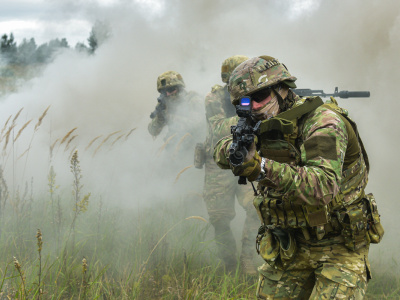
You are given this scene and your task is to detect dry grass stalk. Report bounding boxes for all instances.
[174,132,192,153]
[17,148,30,160]
[92,131,120,157]
[60,128,77,145]
[13,256,27,299]
[36,229,43,297]
[34,105,50,131]
[157,133,177,156]
[174,165,193,184]
[110,133,125,147]
[50,139,59,157]
[64,135,77,152]
[85,135,102,151]
[125,128,137,140]
[3,124,16,151]
[80,257,88,299]
[0,115,12,140]
[14,120,32,142]
[12,107,24,124]
[185,216,208,223]
[102,130,121,143]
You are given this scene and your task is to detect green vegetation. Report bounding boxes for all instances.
[0,155,259,299]
[0,150,398,298]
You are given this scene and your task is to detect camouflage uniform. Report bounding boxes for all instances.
[148,71,203,150]
[204,82,259,273]
[213,56,384,298]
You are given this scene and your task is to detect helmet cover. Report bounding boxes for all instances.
[228,56,297,105]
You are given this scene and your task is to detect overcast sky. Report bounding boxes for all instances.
[0,0,318,47]
[0,0,165,46]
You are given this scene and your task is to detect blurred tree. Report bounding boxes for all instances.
[35,38,70,63]
[17,38,37,65]
[87,21,111,54]
[75,42,89,53]
[0,33,17,63]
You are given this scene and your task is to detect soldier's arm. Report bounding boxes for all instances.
[213,135,233,169]
[213,107,348,206]
[148,105,167,137]
[205,88,239,139]
[262,107,348,206]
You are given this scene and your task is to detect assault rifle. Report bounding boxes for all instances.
[293,87,370,98]
[149,94,167,119]
[229,97,261,185]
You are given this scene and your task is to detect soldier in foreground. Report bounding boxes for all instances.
[148,70,202,147]
[213,56,384,298]
[196,55,260,274]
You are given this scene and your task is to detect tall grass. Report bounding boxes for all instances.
[0,108,397,299]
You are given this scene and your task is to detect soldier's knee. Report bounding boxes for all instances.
[208,210,235,226]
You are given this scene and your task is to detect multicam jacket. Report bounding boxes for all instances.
[204,84,238,156]
[148,90,203,140]
[214,96,375,249]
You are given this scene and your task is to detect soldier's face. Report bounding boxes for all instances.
[161,86,179,98]
[250,87,280,120]
[164,87,178,97]
[250,88,272,111]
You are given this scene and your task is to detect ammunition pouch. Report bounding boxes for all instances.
[256,225,297,270]
[337,200,369,251]
[365,193,384,244]
[336,193,384,251]
[194,143,206,169]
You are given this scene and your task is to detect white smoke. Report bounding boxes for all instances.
[1,0,399,264]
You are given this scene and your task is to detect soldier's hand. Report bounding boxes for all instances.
[231,141,261,181]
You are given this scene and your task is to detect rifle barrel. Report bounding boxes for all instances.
[292,88,370,98]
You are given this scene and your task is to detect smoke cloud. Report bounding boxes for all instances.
[1,0,399,263]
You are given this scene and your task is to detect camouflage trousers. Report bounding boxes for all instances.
[256,242,370,299]
[203,158,259,269]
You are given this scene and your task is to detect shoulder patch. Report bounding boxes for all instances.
[304,135,337,161]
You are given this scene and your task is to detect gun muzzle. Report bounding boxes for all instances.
[229,148,248,166]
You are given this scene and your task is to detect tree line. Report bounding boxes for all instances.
[0,21,110,66]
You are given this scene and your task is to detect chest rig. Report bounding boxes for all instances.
[254,96,370,243]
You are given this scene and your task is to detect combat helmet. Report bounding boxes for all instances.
[221,55,249,83]
[157,71,185,93]
[228,56,297,105]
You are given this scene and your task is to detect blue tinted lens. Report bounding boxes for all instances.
[240,97,251,106]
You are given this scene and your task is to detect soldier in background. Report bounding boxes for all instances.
[148,70,203,148]
[195,56,260,275]
[148,70,204,210]
[214,55,384,298]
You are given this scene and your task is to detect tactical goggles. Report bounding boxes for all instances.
[249,87,273,103]
[161,86,178,95]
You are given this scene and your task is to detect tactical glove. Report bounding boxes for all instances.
[231,141,262,181]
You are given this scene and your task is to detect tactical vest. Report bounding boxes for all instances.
[254,97,382,250]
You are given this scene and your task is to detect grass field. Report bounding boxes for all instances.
[0,68,398,299]
[0,168,398,299]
